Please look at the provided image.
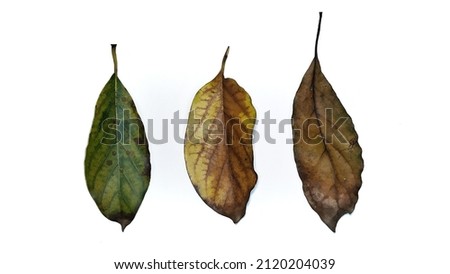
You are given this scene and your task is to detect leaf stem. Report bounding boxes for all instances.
[111,44,118,75]
[315,12,323,59]
[221,46,230,75]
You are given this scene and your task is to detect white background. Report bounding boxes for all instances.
[1,0,449,273]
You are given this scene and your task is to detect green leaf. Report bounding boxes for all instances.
[85,44,150,231]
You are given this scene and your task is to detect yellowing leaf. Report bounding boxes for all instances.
[292,13,364,232]
[184,47,257,223]
[85,45,151,231]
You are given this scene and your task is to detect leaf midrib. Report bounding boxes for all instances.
[114,73,122,212]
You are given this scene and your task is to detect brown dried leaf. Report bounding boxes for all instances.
[184,47,257,223]
[292,13,364,231]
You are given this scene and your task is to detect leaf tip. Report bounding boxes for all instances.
[325,221,337,233]
[117,218,132,232]
[321,209,353,232]
[231,215,242,224]
[228,209,245,224]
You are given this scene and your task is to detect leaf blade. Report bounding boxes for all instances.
[292,14,363,232]
[184,48,257,223]
[85,45,150,231]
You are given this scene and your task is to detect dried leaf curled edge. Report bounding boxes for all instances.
[292,13,364,232]
[85,44,151,231]
[184,47,257,223]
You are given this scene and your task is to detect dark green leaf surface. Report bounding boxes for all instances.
[85,45,150,231]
